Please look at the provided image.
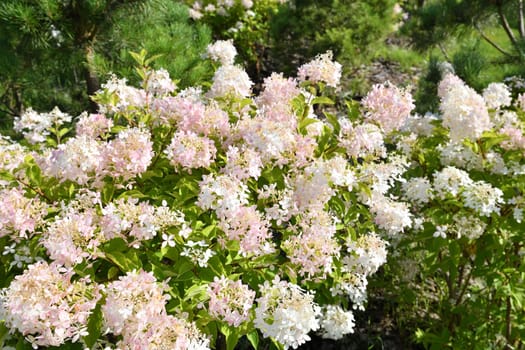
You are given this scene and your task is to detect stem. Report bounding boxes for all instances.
[438,43,451,61]
[505,296,512,349]
[17,178,53,203]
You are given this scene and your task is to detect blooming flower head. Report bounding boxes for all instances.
[14,106,72,144]
[102,270,169,335]
[254,276,321,349]
[100,127,154,180]
[343,233,388,277]
[433,166,473,198]
[319,305,355,340]
[75,112,114,139]
[205,40,238,66]
[207,276,255,326]
[0,187,48,240]
[37,135,103,185]
[402,177,434,206]
[482,82,511,109]
[42,210,104,266]
[439,74,491,142]
[0,261,100,348]
[297,51,342,88]
[338,120,386,159]
[218,205,274,256]
[362,82,415,134]
[145,68,177,96]
[98,74,147,113]
[165,131,217,170]
[461,180,504,217]
[207,65,253,99]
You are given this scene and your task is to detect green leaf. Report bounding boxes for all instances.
[105,251,141,272]
[83,302,102,349]
[311,96,334,105]
[246,330,259,349]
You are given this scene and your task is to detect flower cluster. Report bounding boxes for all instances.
[0,261,100,348]
[297,51,342,88]
[439,73,492,142]
[14,106,72,144]
[0,187,48,240]
[207,276,255,326]
[362,82,415,133]
[254,277,321,349]
[103,270,210,350]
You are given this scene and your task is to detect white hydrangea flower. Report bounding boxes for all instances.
[482,82,511,110]
[205,40,237,66]
[319,305,355,340]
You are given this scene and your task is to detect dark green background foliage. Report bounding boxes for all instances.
[269,0,397,77]
[0,0,212,127]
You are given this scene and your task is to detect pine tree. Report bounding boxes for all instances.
[0,0,212,125]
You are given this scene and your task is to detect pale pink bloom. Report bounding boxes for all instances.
[116,313,210,350]
[297,51,342,88]
[0,261,100,348]
[439,74,491,142]
[42,210,104,266]
[102,270,169,335]
[207,276,255,326]
[362,82,415,133]
[282,211,339,278]
[500,125,525,151]
[257,73,300,115]
[75,112,113,139]
[0,137,27,177]
[207,65,253,99]
[369,193,412,235]
[235,117,298,165]
[0,188,48,239]
[100,127,154,180]
[222,145,263,180]
[165,131,217,170]
[339,120,386,159]
[218,206,274,256]
[37,135,103,185]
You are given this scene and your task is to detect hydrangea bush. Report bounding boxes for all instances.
[0,40,524,350]
[0,44,392,350]
[384,73,525,349]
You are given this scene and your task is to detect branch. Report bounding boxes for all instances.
[518,0,525,38]
[497,3,521,52]
[474,22,515,57]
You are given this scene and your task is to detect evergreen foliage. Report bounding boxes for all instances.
[269,0,398,82]
[0,0,212,127]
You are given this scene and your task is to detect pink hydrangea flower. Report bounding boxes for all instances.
[362,82,415,133]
